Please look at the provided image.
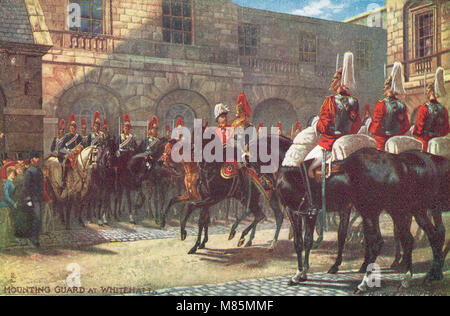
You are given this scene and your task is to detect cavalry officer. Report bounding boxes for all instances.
[119,114,138,154]
[145,116,160,153]
[85,111,104,147]
[51,119,66,154]
[305,52,361,179]
[214,103,232,147]
[413,67,449,152]
[59,114,83,154]
[369,62,410,151]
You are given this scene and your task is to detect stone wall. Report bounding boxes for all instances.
[39,0,387,156]
[386,0,449,114]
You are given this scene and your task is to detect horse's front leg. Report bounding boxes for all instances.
[329,207,351,274]
[303,214,318,280]
[199,208,210,249]
[188,208,208,254]
[289,212,305,285]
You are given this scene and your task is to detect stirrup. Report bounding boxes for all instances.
[297,207,320,217]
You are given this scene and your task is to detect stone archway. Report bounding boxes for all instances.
[155,89,210,129]
[58,83,122,136]
[253,98,298,134]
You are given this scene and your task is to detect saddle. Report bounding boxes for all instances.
[313,163,344,183]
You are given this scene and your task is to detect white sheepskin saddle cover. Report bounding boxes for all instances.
[331,134,377,162]
[428,136,450,159]
[385,136,422,154]
[282,125,319,167]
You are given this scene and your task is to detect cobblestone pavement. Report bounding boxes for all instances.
[154,272,434,296]
[2,219,290,250]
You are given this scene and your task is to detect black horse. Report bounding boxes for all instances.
[281,147,448,291]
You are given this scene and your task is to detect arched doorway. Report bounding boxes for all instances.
[253,98,298,134]
[73,98,107,131]
[165,103,196,130]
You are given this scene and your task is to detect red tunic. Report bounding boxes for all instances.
[369,99,410,151]
[413,103,449,151]
[316,93,362,151]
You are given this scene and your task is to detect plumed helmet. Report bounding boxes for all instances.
[277,122,283,134]
[148,116,159,131]
[68,114,77,129]
[214,103,230,120]
[103,119,108,127]
[81,119,87,128]
[165,125,171,132]
[236,93,252,118]
[93,111,101,128]
[295,122,302,131]
[389,62,406,95]
[342,52,356,91]
[176,117,183,127]
[58,119,66,131]
[434,67,447,98]
[123,114,132,130]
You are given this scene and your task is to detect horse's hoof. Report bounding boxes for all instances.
[358,265,368,274]
[354,288,365,295]
[199,243,206,250]
[228,231,236,241]
[312,241,322,250]
[425,271,444,282]
[188,248,197,255]
[237,238,245,248]
[244,241,252,248]
[180,230,187,241]
[328,266,339,275]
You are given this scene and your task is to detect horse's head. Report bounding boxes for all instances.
[100,137,118,169]
[159,139,184,177]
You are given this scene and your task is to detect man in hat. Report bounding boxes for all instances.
[369,62,410,151]
[23,150,43,248]
[145,116,160,153]
[59,114,83,153]
[215,103,232,147]
[303,53,361,212]
[51,119,66,154]
[276,122,283,136]
[174,117,185,140]
[119,114,137,154]
[101,119,111,142]
[413,67,449,152]
[85,111,104,147]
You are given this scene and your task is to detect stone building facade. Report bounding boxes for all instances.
[35,0,386,156]
[386,0,449,116]
[0,0,52,158]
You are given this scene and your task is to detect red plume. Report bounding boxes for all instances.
[103,119,108,127]
[68,114,76,129]
[257,123,263,129]
[81,118,87,127]
[363,104,371,121]
[277,122,283,134]
[93,111,101,127]
[295,122,302,131]
[165,125,171,132]
[148,116,159,130]
[176,117,183,127]
[58,119,65,131]
[123,114,132,129]
[237,93,252,118]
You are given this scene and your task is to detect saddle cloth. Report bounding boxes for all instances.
[385,136,422,154]
[67,145,84,168]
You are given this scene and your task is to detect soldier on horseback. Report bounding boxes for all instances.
[118,114,137,155]
[50,119,66,154]
[145,116,160,154]
[58,114,84,188]
[303,52,362,213]
[85,111,105,148]
[369,62,410,151]
[413,67,449,152]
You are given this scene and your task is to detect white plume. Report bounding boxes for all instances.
[342,52,356,91]
[390,62,406,95]
[434,67,447,97]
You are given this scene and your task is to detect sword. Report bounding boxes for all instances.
[321,148,328,232]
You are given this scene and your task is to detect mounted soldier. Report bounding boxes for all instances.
[50,119,66,154]
[215,103,232,147]
[413,67,449,152]
[145,116,160,154]
[369,62,410,151]
[165,125,171,139]
[58,114,84,188]
[85,111,105,148]
[303,52,362,212]
[118,114,137,155]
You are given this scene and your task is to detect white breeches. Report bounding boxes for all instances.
[304,145,331,178]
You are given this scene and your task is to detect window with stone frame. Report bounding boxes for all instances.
[69,0,104,34]
[355,40,372,70]
[414,9,434,58]
[162,0,193,45]
[299,33,317,64]
[238,24,259,57]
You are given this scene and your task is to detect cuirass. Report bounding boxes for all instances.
[424,102,445,136]
[382,98,406,135]
[332,94,359,135]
